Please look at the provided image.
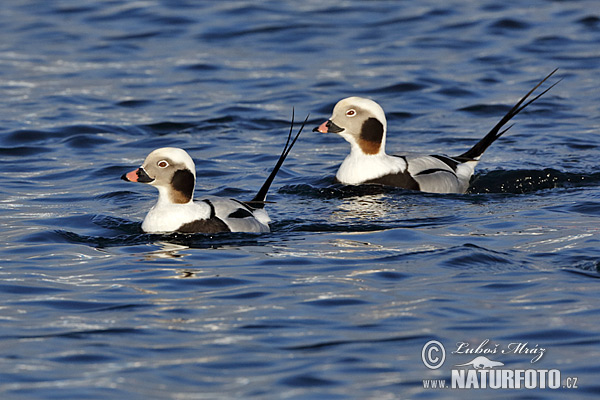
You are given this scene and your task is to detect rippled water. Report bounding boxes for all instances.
[1,1,599,399]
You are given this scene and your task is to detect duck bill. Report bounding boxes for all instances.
[121,167,154,183]
[313,119,344,134]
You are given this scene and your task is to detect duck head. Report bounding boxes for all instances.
[313,97,387,155]
[122,147,196,204]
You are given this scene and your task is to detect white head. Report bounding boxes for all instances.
[122,147,196,204]
[314,97,388,155]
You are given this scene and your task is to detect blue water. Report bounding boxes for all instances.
[1,1,599,399]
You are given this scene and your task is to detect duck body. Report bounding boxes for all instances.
[121,116,304,234]
[141,194,270,234]
[335,148,475,194]
[315,70,559,194]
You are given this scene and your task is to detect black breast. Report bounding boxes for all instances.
[362,156,420,190]
[177,218,230,233]
[176,199,231,233]
[363,171,420,190]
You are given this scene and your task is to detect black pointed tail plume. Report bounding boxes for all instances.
[245,109,309,209]
[456,69,561,162]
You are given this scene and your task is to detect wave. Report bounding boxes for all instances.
[467,168,600,194]
[281,168,599,197]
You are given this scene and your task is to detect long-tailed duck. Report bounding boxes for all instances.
[313,70,560,193]
[122,114,307,233]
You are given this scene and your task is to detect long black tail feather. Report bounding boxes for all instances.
[456,69,561,162]
[245,109,309,209]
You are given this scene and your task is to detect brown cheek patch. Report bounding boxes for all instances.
[170,169,194,204]
[358,139,381,155]
[170,190,191,204]
[359,117,384,155]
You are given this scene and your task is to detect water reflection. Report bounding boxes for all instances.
[331,193,399,223]
[140,241,191,261]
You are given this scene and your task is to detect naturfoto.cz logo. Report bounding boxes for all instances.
[421,339,579,390]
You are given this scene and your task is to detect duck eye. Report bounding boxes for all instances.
[346,109,356,117]
[157,160,169,168]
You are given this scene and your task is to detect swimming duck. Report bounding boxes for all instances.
[122,115,306,233]
[314,70,559,193]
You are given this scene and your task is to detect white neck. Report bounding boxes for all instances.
[336,145,406,185]
[142,192,210,233]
